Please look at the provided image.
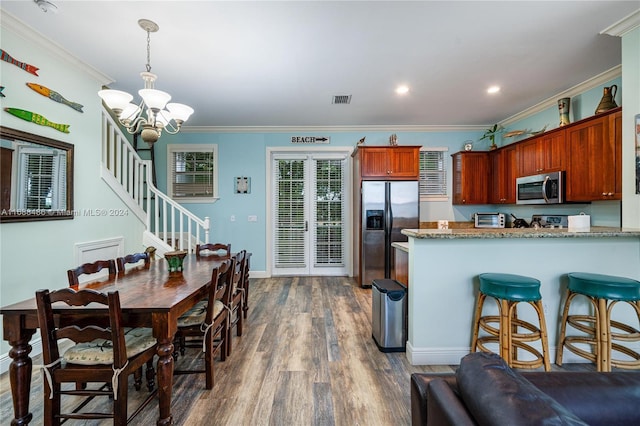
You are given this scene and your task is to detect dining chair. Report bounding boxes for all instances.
[242,252,251,319]
[227,250,247,357]
[67,259,116,286]
[195,242,231,258]
[35,287,157,425]
[173,258,234,389]
[116,252,150,273]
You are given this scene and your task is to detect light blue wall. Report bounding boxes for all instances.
[151,74,624,273]
[0,21,145,355]
[621,25,640,228]
[152,129,484,272]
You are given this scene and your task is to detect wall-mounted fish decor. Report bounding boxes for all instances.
[4,107,70,133]
[0,86,5,98]
[27,83,83,112]
[1,49,39,76]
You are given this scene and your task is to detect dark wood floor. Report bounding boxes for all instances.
[0,276,594,425]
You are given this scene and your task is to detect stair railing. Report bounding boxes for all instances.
[100,108,209,252]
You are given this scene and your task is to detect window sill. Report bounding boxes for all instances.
[171,197,220,204]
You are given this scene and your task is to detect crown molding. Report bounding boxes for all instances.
[182,124,484,134]
[601,9,640,37]
[500,66,622,127]
[1,10,113,85]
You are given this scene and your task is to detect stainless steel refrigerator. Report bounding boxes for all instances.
[360,181,419,288]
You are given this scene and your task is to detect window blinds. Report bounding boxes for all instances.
[419,150,447,197]
[171,151,214,198]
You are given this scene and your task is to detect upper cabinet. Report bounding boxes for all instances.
[490,144,517,204]
[452,107,622,205]
[517,128,565,177]
[452,152,490,205]
[566,108,622,201]
[353,146,420,180]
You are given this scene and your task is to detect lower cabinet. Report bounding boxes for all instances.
[393,246,408,287]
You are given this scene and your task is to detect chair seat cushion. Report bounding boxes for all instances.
[479,273,541,301]
[568,272,640,301]
[177,299,224,327]
[63,327,156,365]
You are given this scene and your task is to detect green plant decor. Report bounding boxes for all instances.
[479,124,504,150]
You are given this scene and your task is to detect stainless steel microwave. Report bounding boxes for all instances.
[516,171,564,204]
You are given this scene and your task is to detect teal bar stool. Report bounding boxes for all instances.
[471,273,551,371]
[556,272,640,372]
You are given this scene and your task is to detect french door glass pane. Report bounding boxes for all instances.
[314,159,344,266]
[275,159,306,268]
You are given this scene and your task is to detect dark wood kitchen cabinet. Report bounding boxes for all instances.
[565,108,622,201]
[352,146,420,180]
[517,128,565,177]
[452,151,490,205]
[490,144,517,204]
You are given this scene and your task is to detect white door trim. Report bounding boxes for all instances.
[265,146,353,277]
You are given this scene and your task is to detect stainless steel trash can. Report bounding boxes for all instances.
[371,279,407,352]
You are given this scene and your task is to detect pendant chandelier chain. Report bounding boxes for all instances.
[146,30,152,73]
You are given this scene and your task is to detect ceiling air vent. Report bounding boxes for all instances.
[332,95,352,105]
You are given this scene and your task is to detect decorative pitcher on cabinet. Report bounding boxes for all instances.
[595,85,618,114]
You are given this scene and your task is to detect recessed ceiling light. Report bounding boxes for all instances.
[487,86,501,94]
[395,85,410,95]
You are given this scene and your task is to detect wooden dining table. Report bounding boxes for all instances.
[1,253,230,426]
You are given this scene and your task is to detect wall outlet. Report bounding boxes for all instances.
[248,215,258,222]
[230,215,236,222]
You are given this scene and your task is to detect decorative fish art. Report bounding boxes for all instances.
[0,86,5,98]
[27,83,84,112]
[1,49,39,76]
[4,107,70,133]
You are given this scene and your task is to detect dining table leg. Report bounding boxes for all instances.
[154,315,176,426]
[4,317,37,426]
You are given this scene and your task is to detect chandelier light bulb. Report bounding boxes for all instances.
[98,90,133,114]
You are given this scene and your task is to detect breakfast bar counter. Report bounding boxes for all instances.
[400,227,640,366]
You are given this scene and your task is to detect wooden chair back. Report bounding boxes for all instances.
[36,287,127,368]
[116,252,150,273]
[67,259,116,286]
[211,258,234,315]
[196,243,231,258]
[35,287,157,423]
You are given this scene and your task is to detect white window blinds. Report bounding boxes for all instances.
[274,159,306,268]
[419,148,448,199]
[17,146,66,210]
[314,159,345,266]
[167,145,217,201]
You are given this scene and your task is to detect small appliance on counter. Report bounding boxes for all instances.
[510,214,529,228]
[529,214,569,229]
[474,213,505,228]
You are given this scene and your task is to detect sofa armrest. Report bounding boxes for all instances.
[426,379,477,426]
[411,373,474,426]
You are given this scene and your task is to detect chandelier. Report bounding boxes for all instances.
[98,19,193,145]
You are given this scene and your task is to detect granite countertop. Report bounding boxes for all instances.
[402,226,640,239]
[391,241,409,252]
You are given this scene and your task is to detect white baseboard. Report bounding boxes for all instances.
[406,342,593,366]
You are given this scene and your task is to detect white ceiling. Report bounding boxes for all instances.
[1,1,638,129]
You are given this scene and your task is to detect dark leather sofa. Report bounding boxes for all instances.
[411,352,640,426]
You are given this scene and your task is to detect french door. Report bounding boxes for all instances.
[271,152,347,276]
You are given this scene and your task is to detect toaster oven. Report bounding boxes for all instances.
[474,213,505,228]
